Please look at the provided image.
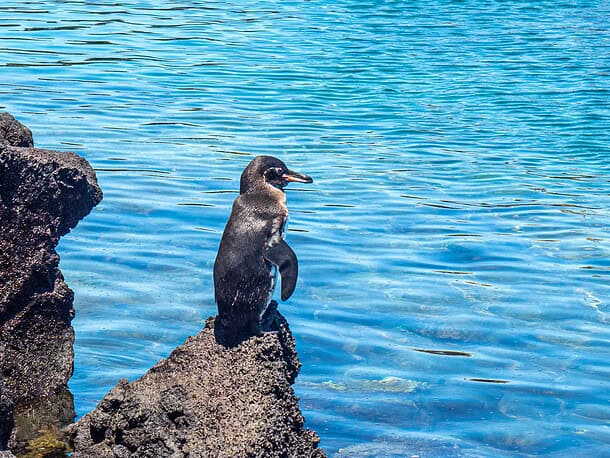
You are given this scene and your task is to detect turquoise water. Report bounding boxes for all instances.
[2,1,609,456]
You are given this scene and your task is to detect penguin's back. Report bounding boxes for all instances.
[213,192,286,315]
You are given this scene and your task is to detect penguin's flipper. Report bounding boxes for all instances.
[263,240,298,301]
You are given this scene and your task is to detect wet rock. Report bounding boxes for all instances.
[9,387,75,456]
[0,113,102,452]
[68,305,326,458]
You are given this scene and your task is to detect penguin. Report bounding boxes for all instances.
[213,155,313,346]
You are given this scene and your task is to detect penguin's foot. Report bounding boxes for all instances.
[248,321,262,337]
[214,314,249,347]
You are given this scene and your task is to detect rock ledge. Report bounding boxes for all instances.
[68,306,325,458]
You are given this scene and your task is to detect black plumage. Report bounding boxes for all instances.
[213,156,312,345]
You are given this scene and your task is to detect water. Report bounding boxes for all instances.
[2,1,609,456]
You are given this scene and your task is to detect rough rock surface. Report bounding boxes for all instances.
[0,113,33,149]
[0,113,102,452]
[0,380,12,453]
[68,305,326,458]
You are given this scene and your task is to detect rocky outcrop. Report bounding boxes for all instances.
[1,113,324,457]
[68,304,325,458]
[0,113,33,149]
[0,113,102,453]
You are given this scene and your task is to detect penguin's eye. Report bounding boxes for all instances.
[266,167,284,181]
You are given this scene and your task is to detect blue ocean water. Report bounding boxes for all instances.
[2,0,609,456]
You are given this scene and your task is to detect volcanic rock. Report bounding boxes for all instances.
[0,113,102,452]
[0,113,33,149]
[68,304,326,458]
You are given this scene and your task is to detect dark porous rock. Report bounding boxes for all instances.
[0,377,12,454]
[68,305,326,458]
[0,114,102,451]
[0,113,33,148]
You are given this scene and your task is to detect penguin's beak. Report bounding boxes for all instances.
[283,170,313,184]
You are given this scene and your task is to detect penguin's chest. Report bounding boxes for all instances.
[263,216,287,302]
[265,215,287,248]
[267,264,278,304]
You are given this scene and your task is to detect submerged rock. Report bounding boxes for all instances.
[335,438,467,458]
[0,113,102,452]
[68,305,326,458]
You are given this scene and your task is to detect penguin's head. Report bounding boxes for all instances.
[240,155,313,194]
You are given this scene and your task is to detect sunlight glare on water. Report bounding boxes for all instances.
[1,1,609,456]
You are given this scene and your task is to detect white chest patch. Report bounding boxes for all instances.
[266,264,278,307]
[263,214,286,311]
[265,214,287,249]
